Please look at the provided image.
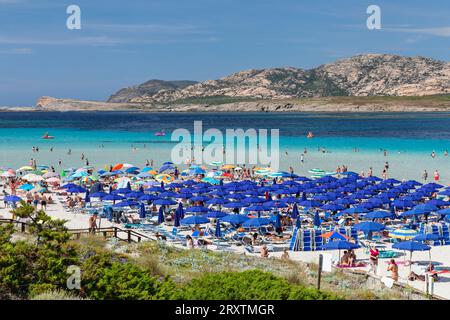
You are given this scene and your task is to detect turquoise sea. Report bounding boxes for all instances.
[0,112,449,184]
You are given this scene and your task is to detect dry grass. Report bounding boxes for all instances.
[68,236,424,300]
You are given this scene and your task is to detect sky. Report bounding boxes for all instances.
[0,0,449,106]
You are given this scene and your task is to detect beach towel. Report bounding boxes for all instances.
[381,277,394,288]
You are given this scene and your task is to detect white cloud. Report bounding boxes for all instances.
[0,36,124,46]
[384,26,450,37]
[87,23,209,35]
[0,47,33,54]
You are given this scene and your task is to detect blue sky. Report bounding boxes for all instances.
[0,0,449,106]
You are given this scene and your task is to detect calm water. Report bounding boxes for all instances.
[0,111,449,183]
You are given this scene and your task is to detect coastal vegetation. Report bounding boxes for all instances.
[1,202,413,300]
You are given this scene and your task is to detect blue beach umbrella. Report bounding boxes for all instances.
[410,203,439,215]
[221,214,249,225]
[364,210,394,220]
[205,198,228,205]
[242,217,271,228]
[4,195,21,202]
[320,240,360,250]
[354,221,385,233]
[262,201,288,209]
[321,204,345,212]
[19,184,34,191]
[153,198,177,206]
[67,186,87,193]
[393,240,432,267]
[180,215,209,225]
[299,200,323,208]
[245,205,270,212]
[185,206,209,213]
[204,211,227,218]
[342,206,369,215]
[90,191,108,199]
[159,164,174,173]
[102,194,125,201]
[327,230,349,241]
[138,194,159,202]
[113,200,139,208]
[438,189,450,196]
[190,195,210,202]
[426,199,449,207]
[223,202,246,209]
[393,240,430,251]
[437,208,450,215]
[61,183,78,189]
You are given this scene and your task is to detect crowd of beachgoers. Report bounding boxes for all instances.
[1,158,450,296]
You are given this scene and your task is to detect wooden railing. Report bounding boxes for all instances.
[0,218,28,233]
[0,218,152,243]
[67,226,153,243]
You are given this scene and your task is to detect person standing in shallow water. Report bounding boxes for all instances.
[434,170,440,182]
[423,170,428,182]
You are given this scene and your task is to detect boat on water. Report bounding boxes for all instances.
[307,131,314,138]
[155,129,166,136]
[42,132,55,139]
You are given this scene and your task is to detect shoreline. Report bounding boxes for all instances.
[3,95,450,113]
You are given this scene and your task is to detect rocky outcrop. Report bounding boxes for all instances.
[35,96,146,111]
[117,54,449,103]
[107,80,197,103]
[33,96,450,112]
[316,54,450,96]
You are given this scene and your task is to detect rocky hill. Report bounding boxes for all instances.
[116,54,449,103]
[107,79,197,103]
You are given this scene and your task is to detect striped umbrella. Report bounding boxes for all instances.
[389,228,419,240]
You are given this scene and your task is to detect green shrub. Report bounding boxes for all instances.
[173,269,338,300]
[81,252,174,300]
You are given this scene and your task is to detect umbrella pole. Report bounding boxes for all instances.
[410,251,412,273]
[429,250,431,269]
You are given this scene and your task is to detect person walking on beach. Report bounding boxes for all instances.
[423,170,428,182]
[434,170,440,182]
[382,168,387,180]
[40,194,47,211]
[88,213,98,234]
[369,245,379,275]
[431,151,436,158]
[33,193,40,209]
[387,259,399,282]
[300,153,304,164]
